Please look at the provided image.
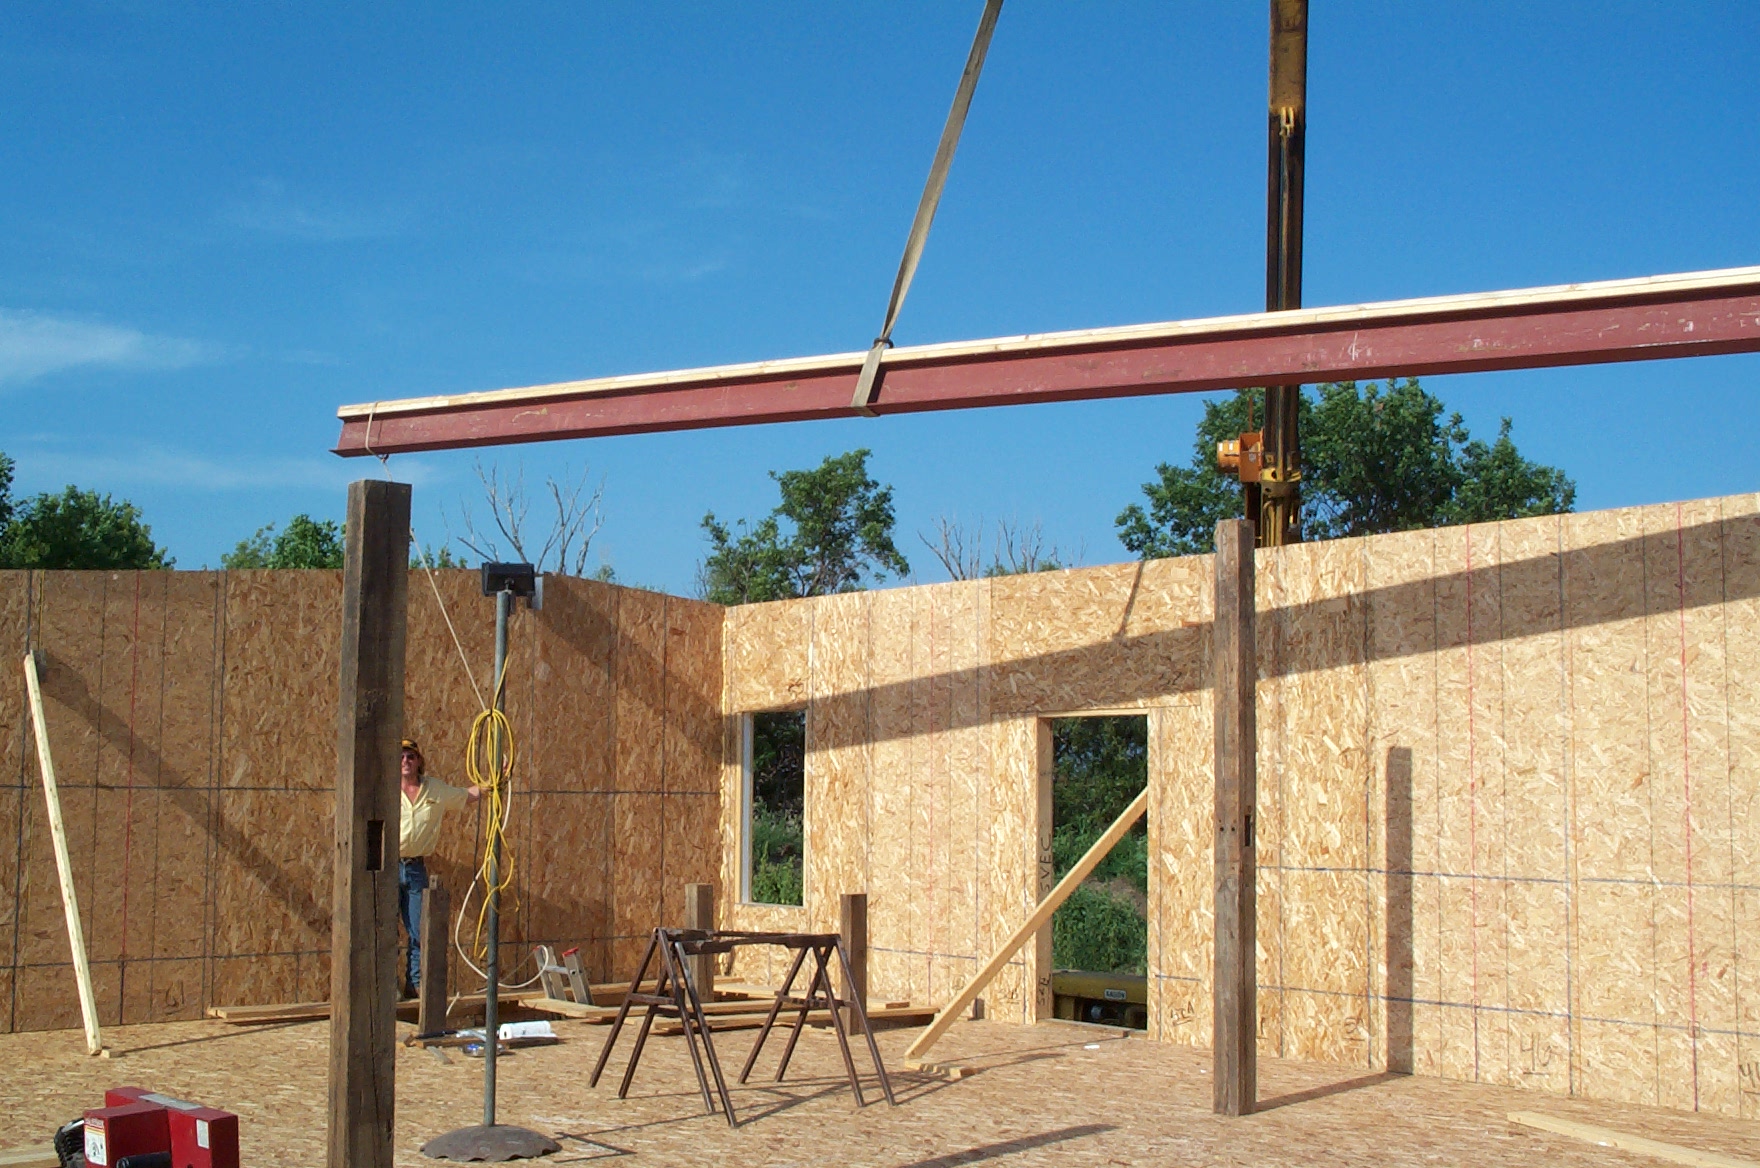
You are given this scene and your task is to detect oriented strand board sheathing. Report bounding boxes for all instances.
[9,491,1760,1122]
[663,598,722,796]
[708,491,1760,1117]
[1153,701,1212,1048]
[614,587,668,795]
[0,571,31,1034]
[985,561,1205,714]
[1365,526,1438,1073]
[219,571,340,791]
[865,584,919,1003]
[1258,536,1372,1066]
[722,599,811,711]
[806,590,871,931]
[0,567,717,1028]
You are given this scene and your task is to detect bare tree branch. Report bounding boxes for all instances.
[921,515,1076,579]
[919,516,985,581]
[446,459,608,576]
[993,517,1051,575]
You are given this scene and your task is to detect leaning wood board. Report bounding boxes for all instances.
[904,788,1149,1060]
[21,652,104,1057]
[1508,1111,1760,1168]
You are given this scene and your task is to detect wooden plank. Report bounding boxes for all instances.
[417,878,450,1036]
[213,990,548,1026]
[0,1147,59,1168]
[21,651,105,1058]
[1507,1111,1760,1168]
[333,266,1760,454]
[653,1003,934,1037]
[326,479,411,1168]
[903,787,1150,1060]
[522,998,621,1021]
[1212,518,1257,1116]
[685,882,714,997]
[211,1001,332,1024]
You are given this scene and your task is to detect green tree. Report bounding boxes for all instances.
[700,449,909,604]
[748,710,805,906]
[1116,380,1575,556]
[0,453,15,535]
[1050,716,1149,976]
[223,514,344,569]
[0,485,173,569]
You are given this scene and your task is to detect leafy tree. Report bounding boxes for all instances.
[1116,380,1575,557]
[1051,716,1149,976]
[223,514,344,569]
[0,453,14,535]
[412,542,461,569]
[1,489,174,569]
[700,449,909,604]
[748,711,805,906]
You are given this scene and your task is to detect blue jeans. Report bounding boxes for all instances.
[399,857,429,991]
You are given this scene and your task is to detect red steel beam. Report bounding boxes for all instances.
[335,267,1760,456]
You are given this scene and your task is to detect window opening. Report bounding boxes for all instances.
[744,709,805,906]
[1050,714,1149,1030]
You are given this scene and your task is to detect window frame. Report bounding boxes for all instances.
[739,706,808,909]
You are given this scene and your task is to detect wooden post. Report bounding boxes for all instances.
[327,480,411,1168]
[840,892,867,1021]
[684,882,714,997]
[21,652,105,1058]
[1212,518,1257,1116]
[417,878,450,1037]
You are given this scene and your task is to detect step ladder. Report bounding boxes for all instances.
[534,945,594,1005]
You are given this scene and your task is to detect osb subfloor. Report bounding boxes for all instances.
[8,1016,1760,1167]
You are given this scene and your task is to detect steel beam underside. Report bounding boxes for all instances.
[335,281,1760,456]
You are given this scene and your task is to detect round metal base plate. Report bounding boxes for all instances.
[422,1123,562,1162]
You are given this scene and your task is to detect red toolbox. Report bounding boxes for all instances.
[92,1088,240,1167]
[83,1101,171,1167]
[166,1104,241,1168]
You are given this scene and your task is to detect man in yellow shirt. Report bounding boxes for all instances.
[399,738,480,998]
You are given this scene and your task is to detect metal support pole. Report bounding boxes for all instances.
[484,586,510,1127]
[422,564,558,1163]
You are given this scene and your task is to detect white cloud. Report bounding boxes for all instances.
[16,445,445,493]
[0,310,223,386]
[223,178,401,241]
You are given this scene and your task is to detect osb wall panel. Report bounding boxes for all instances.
[718,565,1209,1018]
[716,491,1760,1120]
[1,569,721,1032]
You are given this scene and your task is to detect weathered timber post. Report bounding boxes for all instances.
[418,878,451,1038]
[1212,518,1257,1116]
[840,892,868,1025]
[327,479,411,1168]
[685,882,715,997]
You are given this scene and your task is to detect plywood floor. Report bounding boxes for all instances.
[8,1016,1760,1167]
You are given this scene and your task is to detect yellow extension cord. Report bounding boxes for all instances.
[465,661,517,962]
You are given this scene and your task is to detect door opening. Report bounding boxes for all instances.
[1049,714,1149,1029]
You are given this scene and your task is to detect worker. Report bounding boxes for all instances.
[399,737,480,999]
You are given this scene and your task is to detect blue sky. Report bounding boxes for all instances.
[3,2,1756,588]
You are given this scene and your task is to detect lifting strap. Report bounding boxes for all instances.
[851,0,1005,415]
